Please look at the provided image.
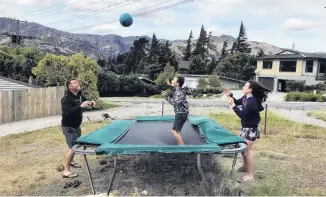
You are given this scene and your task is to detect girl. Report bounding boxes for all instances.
[224,80,270,183]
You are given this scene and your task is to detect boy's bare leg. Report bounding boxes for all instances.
[171,130,184,145]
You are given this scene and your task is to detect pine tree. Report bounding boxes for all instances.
[183,30,193,60]
[230,42,237,54]
[207,55,218,74]
[189,55,206,74]
[220,41,228,59]
[149,33,161,63]
[235,21,251,54]
[192,25,208,58]
[257,48,264,57]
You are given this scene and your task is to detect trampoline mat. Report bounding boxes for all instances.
[116,120,204,146]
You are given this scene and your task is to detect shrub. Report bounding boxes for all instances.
[285,81,305,92]
[98,73,158,97]
[155,62,176,90]
[285,92,324,102]
[197,77,209,89]
[208,75,221,88]
[207,93,214,97]
[285,80,326,93]
[98,71,120,96]
[197,93,203,97]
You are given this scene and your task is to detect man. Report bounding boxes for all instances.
[61,79,95,178]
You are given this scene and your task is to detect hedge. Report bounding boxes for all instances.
[285,92,326,102]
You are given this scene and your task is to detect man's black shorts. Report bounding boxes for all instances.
[172,113,188,132]
[62,126,81,149]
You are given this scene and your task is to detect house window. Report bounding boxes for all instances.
[280,61,297,72]
[320,61,326,73]
[305,60,313,73]
[262,61,272,69]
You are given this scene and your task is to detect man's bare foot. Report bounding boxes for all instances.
[237,175,254,183]
[62,170,78,178]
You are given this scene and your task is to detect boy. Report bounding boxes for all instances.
[161,75,189,145]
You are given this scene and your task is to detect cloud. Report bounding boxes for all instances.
[0,0,326,52]
[283,18,320,31]
[90,24,119,33]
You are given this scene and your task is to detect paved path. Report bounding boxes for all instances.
[1,97,325,137]
[0,102,230,137]
[273,109,326,128]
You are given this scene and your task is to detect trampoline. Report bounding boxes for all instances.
[72,115,246,195]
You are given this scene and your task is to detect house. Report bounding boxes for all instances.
[255,49,326,92]
[182,74,245,89]
[177,60,245,89]
[0,76,37,91]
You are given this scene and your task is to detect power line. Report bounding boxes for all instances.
[66,0,194,32]
[22,0,71,15]
[44,0,136,26]
[25,0,89,18]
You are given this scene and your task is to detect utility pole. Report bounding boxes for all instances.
[1,17,28,47]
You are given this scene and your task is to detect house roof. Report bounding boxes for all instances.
[256,48,326,60]
[181,74,246,83]
[178,60,190,69]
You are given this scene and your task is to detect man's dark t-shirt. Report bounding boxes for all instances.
[61,90,86,129]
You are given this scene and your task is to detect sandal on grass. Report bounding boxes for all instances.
[70,163,82,168]
[62,173,78,178]
[237,176,255,183]
[72,180,82,187]
[63,182,73,189]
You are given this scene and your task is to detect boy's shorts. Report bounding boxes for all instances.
[172,113,188,132]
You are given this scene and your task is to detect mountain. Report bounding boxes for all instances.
[0,17,282,60]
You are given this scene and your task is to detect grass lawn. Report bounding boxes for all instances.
[210,112,326,196]
[102,102,120,110]
[307,110,326,121]
[0,112,325,195]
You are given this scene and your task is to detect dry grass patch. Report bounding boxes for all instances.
[307,110,326,121]
[0,121,109,196]
[210,112,326,196]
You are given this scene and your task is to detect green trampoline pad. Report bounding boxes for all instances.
[76,116,246,155]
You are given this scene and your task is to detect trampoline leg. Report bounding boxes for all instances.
[230,153,238,177]
[83,154,96,195]
[107,155,117,195]
[197,154,212,196]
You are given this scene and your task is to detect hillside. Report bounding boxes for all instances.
[0,17,282,60]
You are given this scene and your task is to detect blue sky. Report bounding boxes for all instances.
[1,0,326,52]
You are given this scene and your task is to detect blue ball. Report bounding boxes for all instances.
[119,13,133,27]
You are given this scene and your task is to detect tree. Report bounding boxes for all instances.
[155,62,176,90]
[192,25,208,59]
[123,37,150,74]
[213,51,255,81]
[183,30,193,61]
[230,42,237,54]
[208,75,221,88]
[189,55,206,75]
[258,48,265,57]
[149,33,161,63]
[0,46,44,83]
[98,71,120,96]
[235,21,251,54]
[32,53,101,105]
[220,41,228,59]
[207,55,218,74]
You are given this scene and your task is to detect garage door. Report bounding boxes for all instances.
[258,77,274,91]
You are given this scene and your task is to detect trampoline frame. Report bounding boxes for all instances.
[72,103,246,195]
[72,142,246,195]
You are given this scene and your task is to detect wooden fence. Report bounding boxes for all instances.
[0,86,65,124]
